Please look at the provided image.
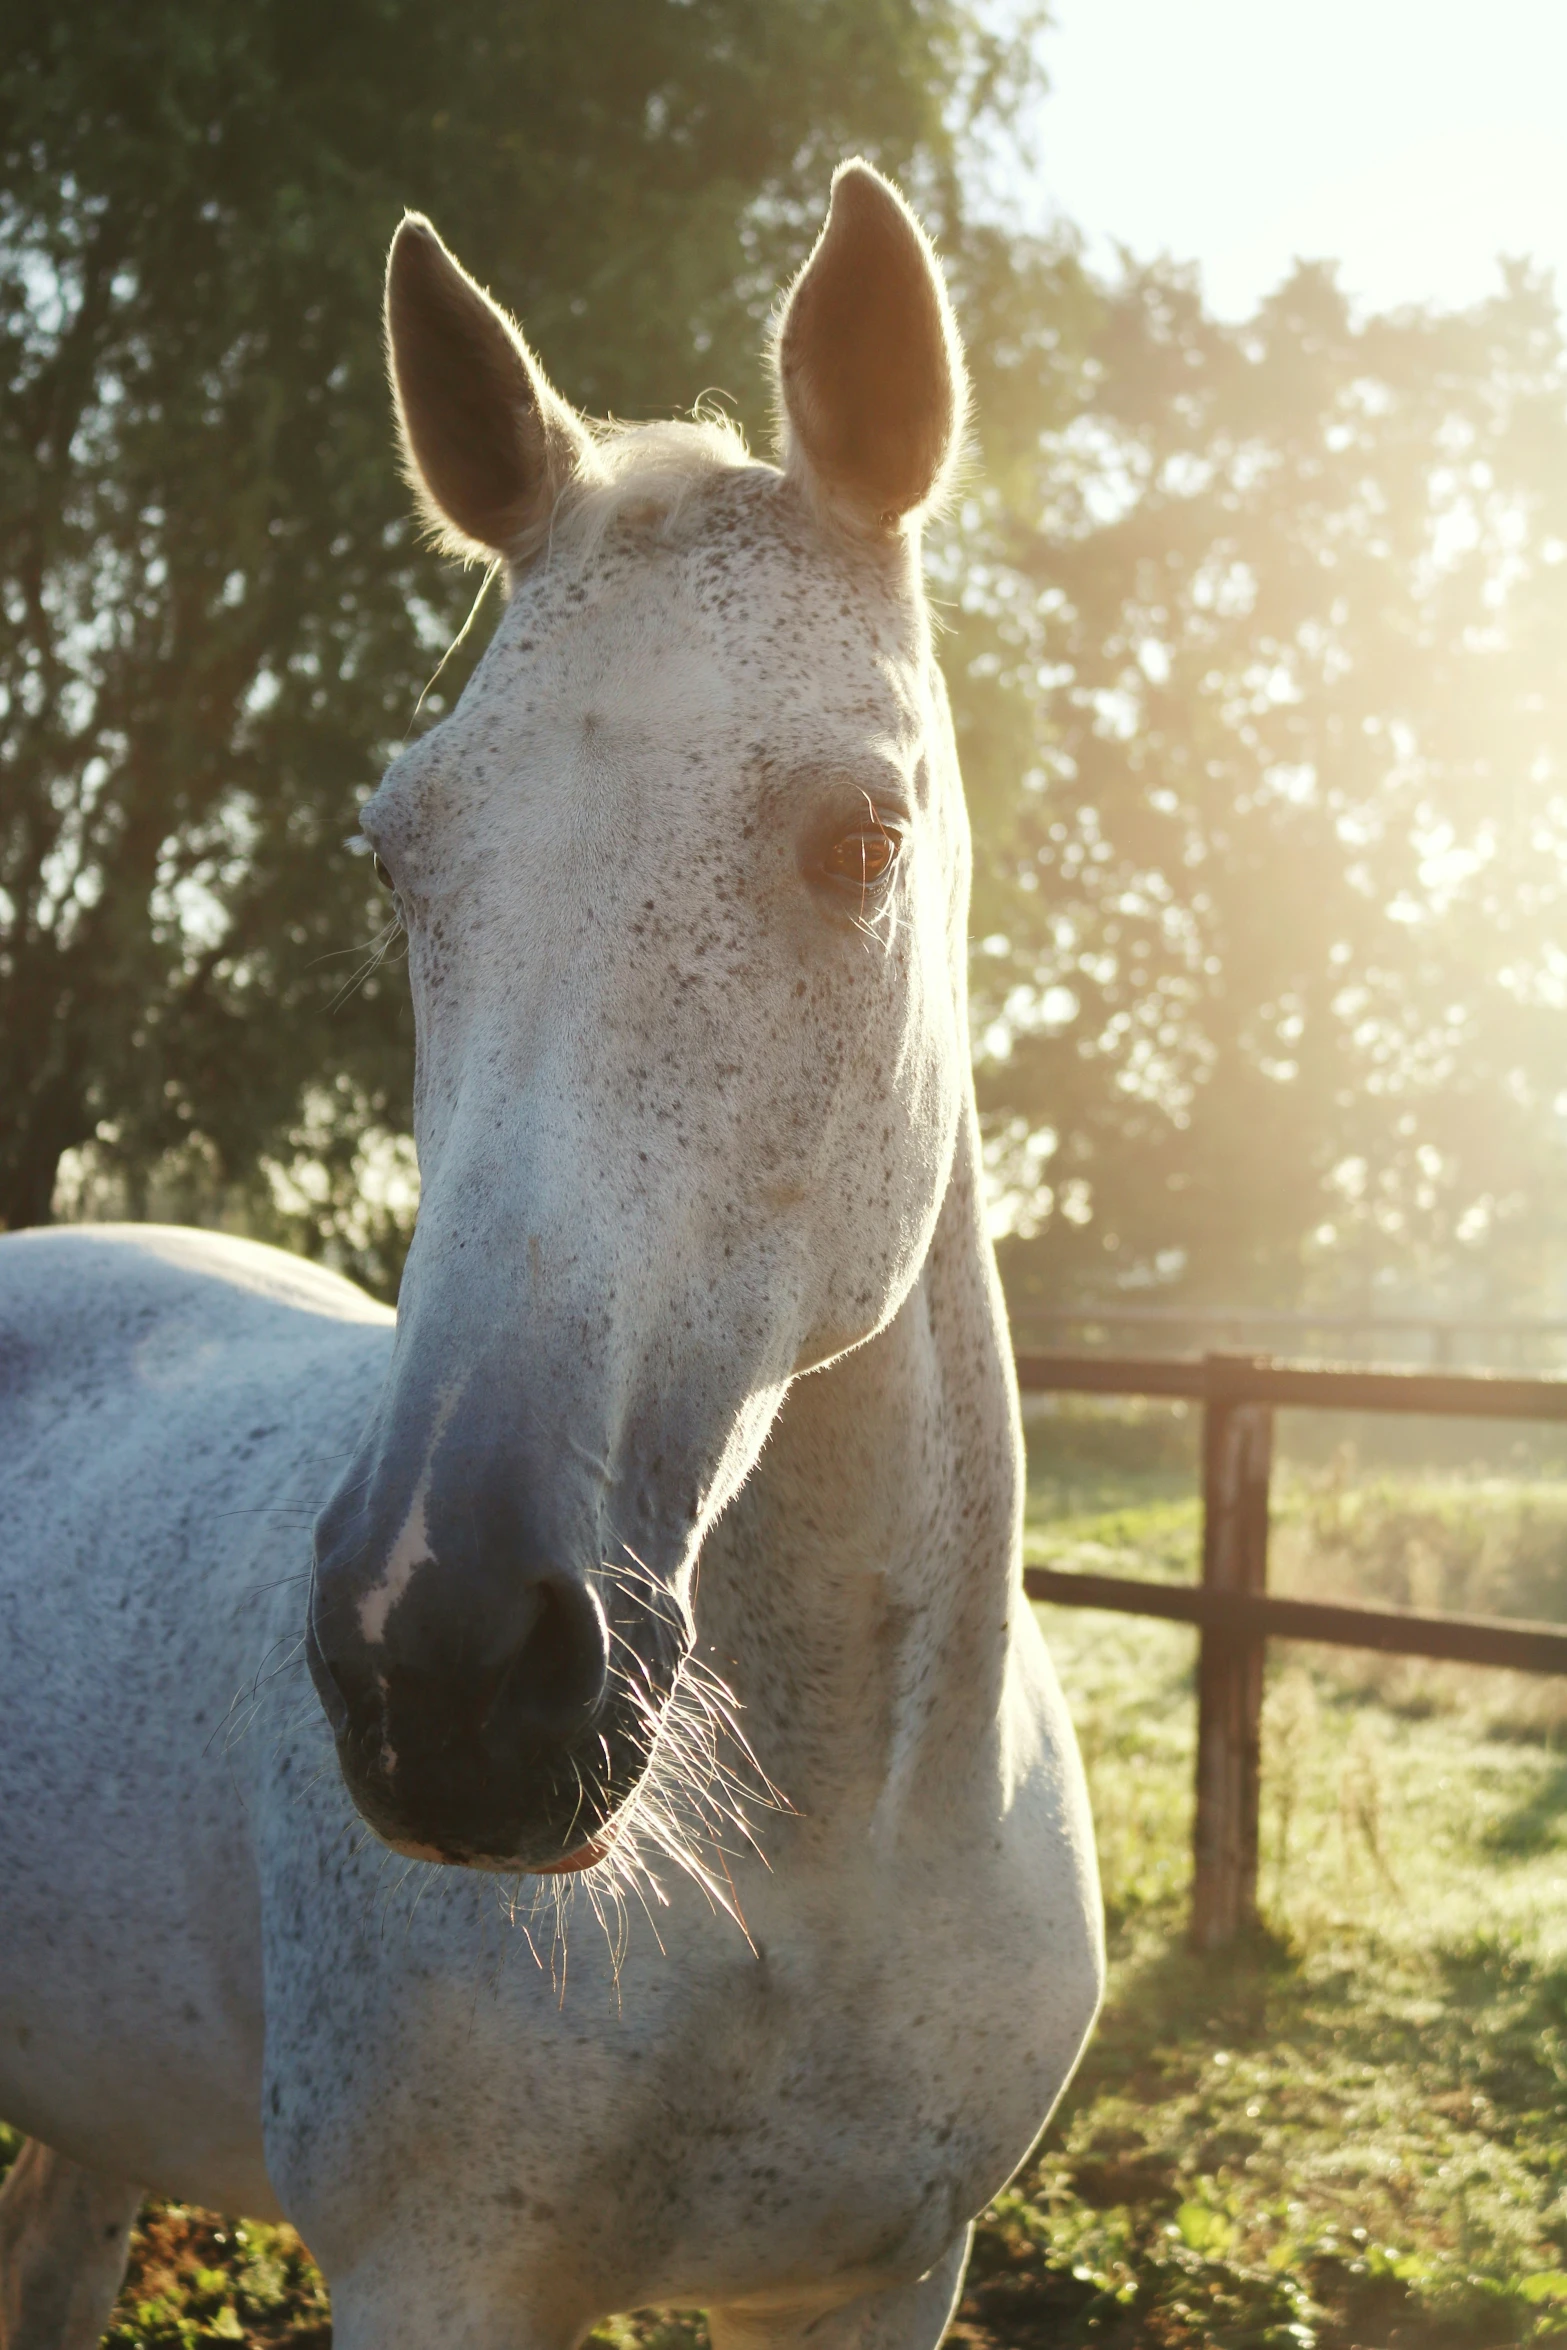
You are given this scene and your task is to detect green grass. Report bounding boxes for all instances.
[9,1459,1567,2348]
[101,2211,329,2350]
[965,1604,1567,2350]
[978,1456,1567,2348]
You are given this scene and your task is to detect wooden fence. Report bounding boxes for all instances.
[1023,1308,1567,1368]
[1016,1351,1567,1950]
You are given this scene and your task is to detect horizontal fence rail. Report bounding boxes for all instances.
[1014,1348,1567,1948]
[1023,1309,1567,1370]
[1016,1351,1567,1419]
[1021,1567,1567,1676]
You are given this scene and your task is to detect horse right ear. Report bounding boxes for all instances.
[385,216,586,565]
[775,160,967,535]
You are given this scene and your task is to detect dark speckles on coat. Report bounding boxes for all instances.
[0,421,1100,2348]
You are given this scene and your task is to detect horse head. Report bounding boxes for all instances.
[308,162,975,1873]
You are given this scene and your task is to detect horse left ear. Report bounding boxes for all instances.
[385,214,587,564]
[775,160,967,534]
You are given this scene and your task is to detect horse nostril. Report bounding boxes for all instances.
[480,1574,609,1752]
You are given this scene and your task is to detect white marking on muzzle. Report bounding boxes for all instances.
[359,1477,433,1646]
[356,1379,465,1645]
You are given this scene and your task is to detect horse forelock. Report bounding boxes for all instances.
[543,408,756,569]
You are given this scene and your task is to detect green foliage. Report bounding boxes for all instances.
[975,1494,1567,2350]
[0,0,1039,1282]
[12,5,1564,1319]
[1024,1394,1201,1485]
[101,2208,328,2349]
[1276,1462,1567,1626]
[964,257,1567,1319]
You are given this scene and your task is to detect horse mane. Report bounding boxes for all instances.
[542,408,760,568]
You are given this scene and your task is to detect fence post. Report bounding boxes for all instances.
[1191,1353,1274,1949]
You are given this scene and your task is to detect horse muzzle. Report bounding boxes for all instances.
[307,1529,690,1872]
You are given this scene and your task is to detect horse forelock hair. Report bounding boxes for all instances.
[535,408,758,571]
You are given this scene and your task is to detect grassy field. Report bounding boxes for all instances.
[7,1429,1567,2348]
[964,1449,1567,2350]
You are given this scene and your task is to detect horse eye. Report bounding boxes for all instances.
[820,827,899,891]
[373,854,395,891]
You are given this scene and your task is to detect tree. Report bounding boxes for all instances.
[0,0,1040,1286]
[950,254,1567,1327]
[18,9,1562,1329]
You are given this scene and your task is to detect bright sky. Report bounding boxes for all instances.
[1028,0,1567,318]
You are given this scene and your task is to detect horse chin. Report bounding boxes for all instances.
[337,1737,636,1874]
[372,1822,621,1875]
[373,1831,453,1866]
[528,1825,620,1876]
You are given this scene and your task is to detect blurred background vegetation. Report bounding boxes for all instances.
[5,0,1567,1331]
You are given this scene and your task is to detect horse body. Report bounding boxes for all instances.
[0,162,1101,2350]
[0,1227,390,2216]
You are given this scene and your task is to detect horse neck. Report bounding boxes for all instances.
[697,1098,1025,1839]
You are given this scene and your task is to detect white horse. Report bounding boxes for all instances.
[0,161,1101,2350]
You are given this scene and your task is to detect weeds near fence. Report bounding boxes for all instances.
[998,1466,1567,2350]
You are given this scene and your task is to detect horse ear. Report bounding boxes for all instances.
[385,215,586,564]
[775,160,967,533]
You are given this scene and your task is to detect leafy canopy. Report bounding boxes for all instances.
[0,0,1034,1282]
[952,256,1567,1323]
[6,3,1567,1324]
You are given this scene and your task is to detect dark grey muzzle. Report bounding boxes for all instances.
[307,1385,692,1869]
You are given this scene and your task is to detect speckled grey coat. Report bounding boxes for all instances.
[0,161,1102,2350]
